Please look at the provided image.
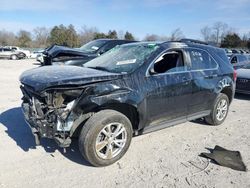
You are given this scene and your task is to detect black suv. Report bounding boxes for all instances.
[41,39,135,66]
[20,39,236,166]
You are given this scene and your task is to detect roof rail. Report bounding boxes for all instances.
[180,38,208,45]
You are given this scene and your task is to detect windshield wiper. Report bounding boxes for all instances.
[86,66,112,72]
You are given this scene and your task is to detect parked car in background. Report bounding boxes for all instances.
[20,39,235,166]
[224,48,232,59]
[232,49,241,54]
[236,64,250,94]
[40,39,135,66]
[30,49,44,59]
[224,48,232,54]
[229,54,250,69]
[4,46,31,58]
[0,47,26,60]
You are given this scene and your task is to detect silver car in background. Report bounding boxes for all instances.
[0,47,26,60]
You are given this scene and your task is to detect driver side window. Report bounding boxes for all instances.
[152,50,186,74]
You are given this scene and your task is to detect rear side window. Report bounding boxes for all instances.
[238,55,247,62]
[187,49,217,70]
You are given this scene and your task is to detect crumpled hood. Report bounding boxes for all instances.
[20,66,121,92]
[236,68,250,79]
[44,45,94,58]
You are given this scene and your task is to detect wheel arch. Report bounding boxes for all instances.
[220,86,233,104]
[99,102,140,133]
[70,102,140,137]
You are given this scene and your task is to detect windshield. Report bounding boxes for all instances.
[79,40,108,53]
[84,43,159,73]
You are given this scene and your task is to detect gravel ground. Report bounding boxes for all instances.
[0,59,249,188]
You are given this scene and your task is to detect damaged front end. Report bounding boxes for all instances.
[21,85,83,147]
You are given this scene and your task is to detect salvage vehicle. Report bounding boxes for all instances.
[20,39,236,166]
[4,46,31,58]
[0,47,26,60]
[236,64,250,94]
[40,39,135,66]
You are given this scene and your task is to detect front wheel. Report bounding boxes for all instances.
[78,110,133,167]
[205,93,229,126]
[10,54,18,60]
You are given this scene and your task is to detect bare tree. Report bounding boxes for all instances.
[118,30,124,39]
[78,25,98,45]
[213,22,228,44]
[200,26,212,42]
[0,30,17,46]
[143,34,160,41]
[170,28,184,40]
[33,27,50,48]
[143,34,169,41]
[17,30,32,47]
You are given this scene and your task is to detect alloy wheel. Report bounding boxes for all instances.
[95,122,127,160]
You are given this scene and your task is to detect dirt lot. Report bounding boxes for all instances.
[0,59,249,188]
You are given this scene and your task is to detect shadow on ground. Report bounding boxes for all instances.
[32,62,41,66]
[0,107,91,166]
[191,118,208,125]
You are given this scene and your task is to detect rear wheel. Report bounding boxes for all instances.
[205,93,229,125]
[10,54,18,60]
[78,110,133,167]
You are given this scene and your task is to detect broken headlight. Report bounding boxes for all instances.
[46,89,83,120]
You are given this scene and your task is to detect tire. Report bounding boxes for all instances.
[205,93,229,126]
[10,54,18,60]
[78,110,133,167]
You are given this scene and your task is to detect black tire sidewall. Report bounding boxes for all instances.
[79,110,133,167]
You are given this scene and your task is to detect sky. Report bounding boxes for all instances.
[0,0,250,40]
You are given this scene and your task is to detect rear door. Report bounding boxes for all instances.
[184,48,220,117]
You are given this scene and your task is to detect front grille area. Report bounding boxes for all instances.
[236,78,250,91]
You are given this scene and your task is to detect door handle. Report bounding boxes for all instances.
[205,74,218,79]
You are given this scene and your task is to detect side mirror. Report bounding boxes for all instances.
[149,67,157,75]
[98,50,105,56]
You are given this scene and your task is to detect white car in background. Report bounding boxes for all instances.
[4,46,31,58]
[30,49,44,59]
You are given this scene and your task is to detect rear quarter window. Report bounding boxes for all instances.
[187,48,218,70]
[238,55,247,62]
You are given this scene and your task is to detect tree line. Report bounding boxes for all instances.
[200,21,250,49]
[0,22,249,49]
[0,24,136,48]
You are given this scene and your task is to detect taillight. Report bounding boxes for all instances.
[233,69,237,81]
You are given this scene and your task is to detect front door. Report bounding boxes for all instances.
[144,49,193,128]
